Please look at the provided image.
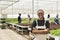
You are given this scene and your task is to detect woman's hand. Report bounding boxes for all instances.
[32,28,49,34]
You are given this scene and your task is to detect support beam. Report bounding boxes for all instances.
[32,0,34,18]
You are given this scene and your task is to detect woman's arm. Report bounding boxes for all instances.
[31,20,37,29]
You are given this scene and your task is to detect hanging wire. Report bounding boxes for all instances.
[1,7,2,18]
[12,0,13,18]
[32,0,34,18]
[37,0,38,11]
[56,1,58,14]
[23,3,24,14]
[0,5,2,18]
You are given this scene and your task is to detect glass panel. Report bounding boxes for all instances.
[0,0,19,18]
[0,0,60,18]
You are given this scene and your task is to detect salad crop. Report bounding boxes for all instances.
[50,29,60,36]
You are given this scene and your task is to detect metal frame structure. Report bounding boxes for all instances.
[0,0,19,18]
[0,0,60,18]
[32,0,60,18]
[0,0,19,11]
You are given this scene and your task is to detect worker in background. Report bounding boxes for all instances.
[18,13,21,24]
[27,14,31,25]
[54,14,59,24]
[45,14,50,28]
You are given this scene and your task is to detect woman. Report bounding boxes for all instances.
[31,9,50,40]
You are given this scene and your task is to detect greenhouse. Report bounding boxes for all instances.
[0,0,60,40]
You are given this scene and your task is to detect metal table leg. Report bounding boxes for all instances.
[22,28,23,34]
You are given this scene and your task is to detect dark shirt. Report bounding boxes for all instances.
[32,19,50,29]
[18,16,21,22]
[54,18,59,24]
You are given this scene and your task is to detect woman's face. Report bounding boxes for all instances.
[37,10,44,18]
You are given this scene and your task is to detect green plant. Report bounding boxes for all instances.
[50,29,60,36]
[1,18,6,23]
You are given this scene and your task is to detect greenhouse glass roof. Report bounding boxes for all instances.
[0,0,19,11]
[0,0,60,14]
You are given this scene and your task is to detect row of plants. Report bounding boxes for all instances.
[0,18,6,29]
[3,18,54,26]
[50,29,60,36]
[5,18,37,24]
[5,18,54,24]
[0,18,6,23]
[1,18,60,24]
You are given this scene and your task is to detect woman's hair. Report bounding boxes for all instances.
[37,9,44,14]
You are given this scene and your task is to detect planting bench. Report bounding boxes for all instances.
[6,22,29,34]
[50,22,60,30]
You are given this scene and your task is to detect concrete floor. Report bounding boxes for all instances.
[0,29,28,40]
